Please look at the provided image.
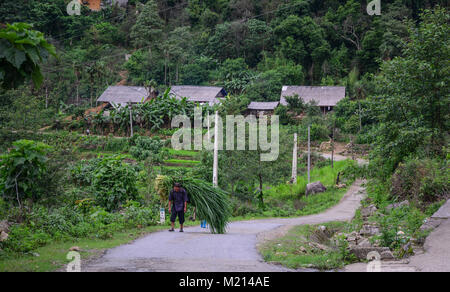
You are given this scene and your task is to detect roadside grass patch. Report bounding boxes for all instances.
[265,160,356,200]
[0,222,200,272]
[166,148,199,158]
[295,187,348,216]
[164,159,200,165]
[260,222,357,270]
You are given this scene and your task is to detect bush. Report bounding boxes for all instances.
[123,204,157,228]
[376,206,426,250]
[104,137,129,152]
[92,156,139,211]
[297,123,330,142]
[274,105,294,125]
[341,163,368,181]
[334,97,373,134]
[0,140,51,205]
[230,196,261,217]
[70,158,101,185]
[1,225,51,253]
[69,155,140,211]
[130,135,165,161]
[0,199,160,254]
[0,198,7,218]
[390,158,449,207]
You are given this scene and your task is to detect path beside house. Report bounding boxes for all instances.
[83,180,367,272]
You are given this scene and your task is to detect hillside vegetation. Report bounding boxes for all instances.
[0,0,448,271]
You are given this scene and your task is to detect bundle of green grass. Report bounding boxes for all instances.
[155,175,231,234]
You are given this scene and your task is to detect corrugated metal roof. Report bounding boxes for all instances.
[248,101,279,110]
[169,86,225,105]
[280,86,346,107]
[97,86,149,107]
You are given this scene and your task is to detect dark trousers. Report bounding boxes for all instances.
[171,209,185,224]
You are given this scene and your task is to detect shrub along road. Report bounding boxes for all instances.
[83,180,367,272]
[343,200,450,272]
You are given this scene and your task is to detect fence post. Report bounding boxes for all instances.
[291,133,298,184]
[129,102,133,138]
[213,111,219,187]
[308,125,311,184]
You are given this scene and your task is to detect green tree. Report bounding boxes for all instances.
[324,0,368,52]
[274,15,330,83]
[0,23,56,89]
[92,155,139,211]
[130,0,163,49]
[0,140,51,208]
[244,19,272,67]
[370,7,449,174]
[165,26,194,84]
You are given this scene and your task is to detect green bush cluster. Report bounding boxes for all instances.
[130,135,165,161]
[70,156,139,211]
[390,158,449,207]
[364,157,448,255]
[0,203,158,254]
[0,140,51,204]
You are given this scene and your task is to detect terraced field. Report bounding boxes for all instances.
[163,148,200,169]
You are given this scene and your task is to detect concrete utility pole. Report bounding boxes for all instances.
[291,133,298,184]
[212,111,219,187]
[129,102,133,137]
[308,125,311,184]
[331,122,335,169]
[207,111,210,141]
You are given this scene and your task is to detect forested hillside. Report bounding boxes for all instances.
[0,0,446,108]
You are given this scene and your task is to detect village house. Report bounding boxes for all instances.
[96,85,157,109]
[247,101,279,116]
[169,86,227,106]
[280,86,346,113]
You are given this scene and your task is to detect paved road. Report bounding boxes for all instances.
[83,180,366,272]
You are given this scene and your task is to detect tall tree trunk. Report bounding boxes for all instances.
[358,99,362,132]
[258,173,264,207]
[45,86,49,109]
[164,51,168,86]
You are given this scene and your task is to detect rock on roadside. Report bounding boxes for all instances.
[0,220,11,234]
[360,204,377,218]
[386,200,410,211]
[350,246,394,260]
[0,231,8,242]
[306,182,327,196]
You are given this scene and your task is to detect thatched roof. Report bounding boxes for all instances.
[248,101,279,111]
[169,86,226,105]
[280,86,346,107]
[97,86,149,108]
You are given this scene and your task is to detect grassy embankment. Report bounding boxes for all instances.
[259,221,356,271]
[232,160,356,221]
[0,220,201,272]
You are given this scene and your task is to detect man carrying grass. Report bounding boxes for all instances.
[168,183,188,232]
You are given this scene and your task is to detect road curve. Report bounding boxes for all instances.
[83,180,366,272]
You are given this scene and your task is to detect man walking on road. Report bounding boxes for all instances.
[168,183,188,232]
